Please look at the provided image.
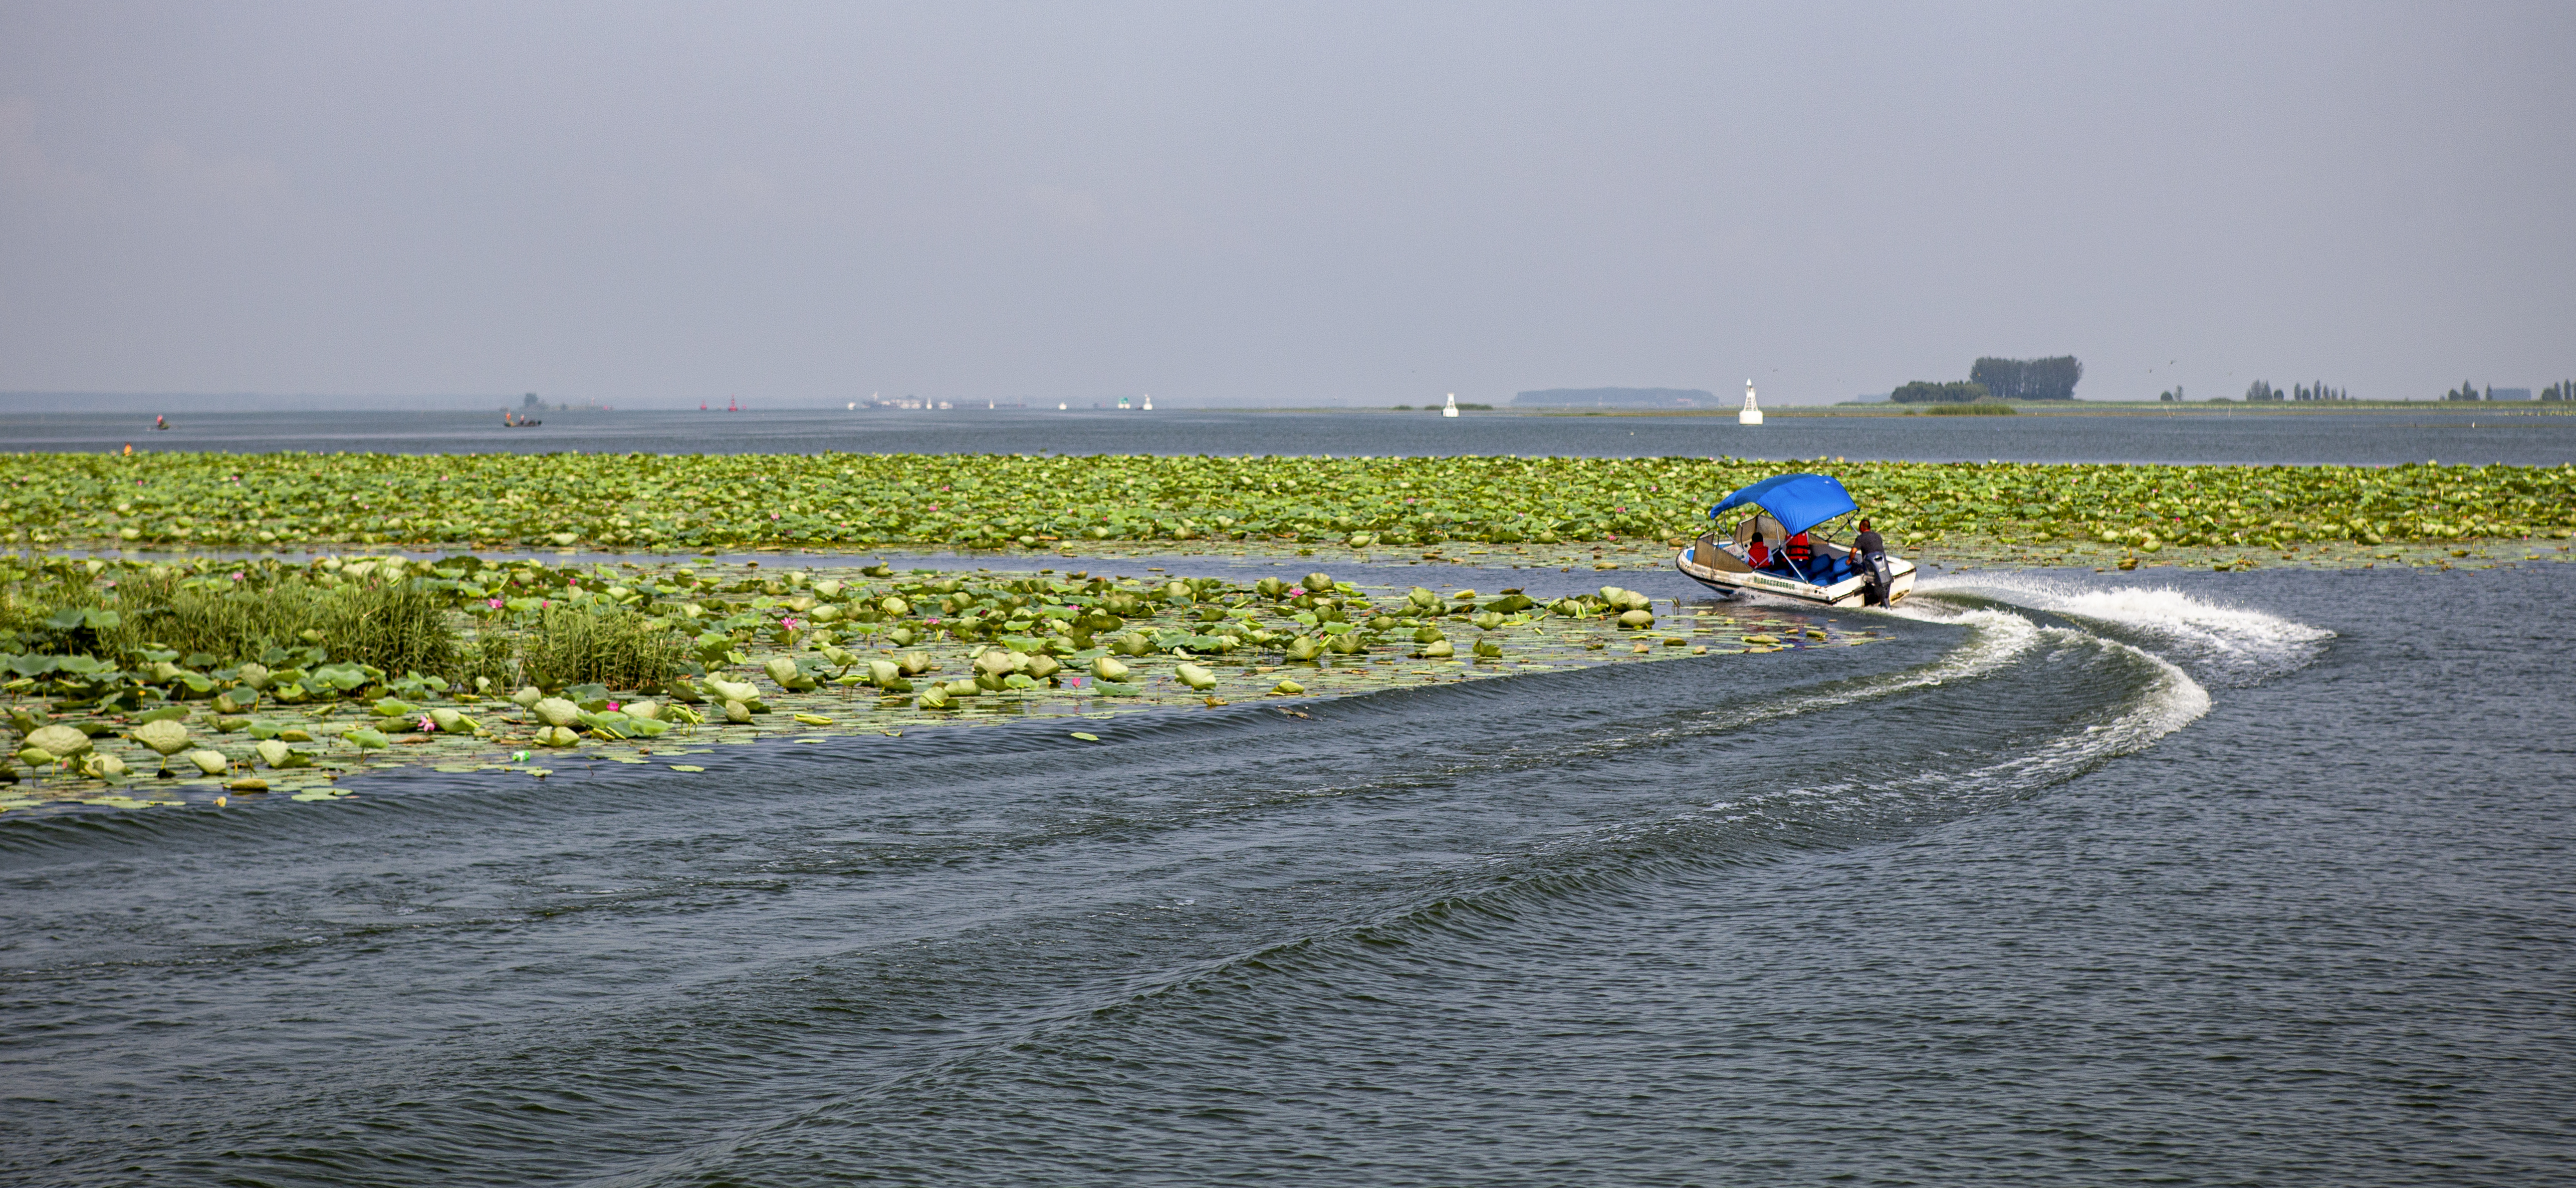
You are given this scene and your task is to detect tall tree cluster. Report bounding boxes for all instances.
[2443,380,2483,401]
[2543,381,2571,402]
[1968,356,2083,400]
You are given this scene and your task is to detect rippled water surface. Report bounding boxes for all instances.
[10,406,2575,465]
[5,559,2570,1185]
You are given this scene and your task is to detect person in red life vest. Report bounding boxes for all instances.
[1785,531,1814,567]
[1745,532,1770,568]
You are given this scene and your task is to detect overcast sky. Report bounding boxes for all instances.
[3,2,2569,407]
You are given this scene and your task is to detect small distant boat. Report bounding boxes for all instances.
[503,411,543,427]
[1676,472,1915,607]
[152,414,173,431]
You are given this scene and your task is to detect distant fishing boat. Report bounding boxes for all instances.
[503,411,543,427]
[1676,472,1915,607]
[152,414,172,431]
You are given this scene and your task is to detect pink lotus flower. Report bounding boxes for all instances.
[606,700,620,711]
[417,714,434,732]
[781,618,802,630]
[1287,586,1306,597]
[488,598,504,609]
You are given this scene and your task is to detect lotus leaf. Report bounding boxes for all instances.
[1090,655,1130,681]
[277,728,314,743]
[185,749,231,775]
[373,698,422,719]
[133,719,191,755]
[533,698,582,727]
[345,729,391,750]
[26,725,91,759]
[135,705,190,725]
[1270,678,1305,695]
[1618,610,1656,629]
[540,725,582,746]
[82,753,129,778]
[1069,731,1100,742]
[706,678,759,703]
[916,685,953,709]
[896,651,933,675]
[1284,636,1323,661]
[1176,663,1217,690]
[1025,654,1062,680]
[214,715,251,732]
[724,699,753,723]
[227,778,268,792]
[1421,640,1455,658]
[1473,639,1504,657]
[624,700,662,721]
[236,662,273,689]
[17,747,54,768]
[512,686,546,707]
[1003,673,1038,690]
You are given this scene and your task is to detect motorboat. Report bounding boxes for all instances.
[1676,472,1915,607]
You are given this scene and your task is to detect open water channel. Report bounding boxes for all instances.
[2,414,2571,1184]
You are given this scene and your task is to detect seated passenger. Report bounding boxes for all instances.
[1785,532,1814,569]
[1746,532,1770,568]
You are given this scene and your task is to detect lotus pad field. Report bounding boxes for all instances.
[6,451,2572,553]
[0,553,1884,811]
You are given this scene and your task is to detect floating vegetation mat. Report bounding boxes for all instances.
[5,450,2571,554]
[0,555,1886,815]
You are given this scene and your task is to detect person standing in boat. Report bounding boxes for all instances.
[1853,518,1892,605]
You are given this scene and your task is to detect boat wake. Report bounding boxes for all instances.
[1906,571,2334,685]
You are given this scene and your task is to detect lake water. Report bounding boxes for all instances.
[3,556,2570,1185]
[5,409,2573,1183]
[7,406,2574,466]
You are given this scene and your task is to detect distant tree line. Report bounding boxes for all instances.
[2545,381,2572,402]
[1969,355,2083,400]
[2443,380,2483,401]
[1891,381,1993,404]
[2246,380,2351,402]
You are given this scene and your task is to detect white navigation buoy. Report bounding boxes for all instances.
[1142,393,1153,411]
[1739,379,1763,426]
[1443,392,1460,418]
[847,402,856,410]
[1058,401,1067,410]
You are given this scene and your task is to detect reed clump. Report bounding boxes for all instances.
[517,604,684,690]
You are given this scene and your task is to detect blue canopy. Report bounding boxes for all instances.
[1709,473,1858,537]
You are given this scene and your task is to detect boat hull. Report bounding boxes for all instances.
[1673,542,1916,608]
